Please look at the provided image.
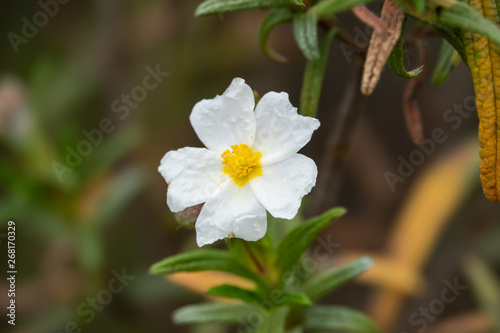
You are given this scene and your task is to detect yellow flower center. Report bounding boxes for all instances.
[221,143,263,187]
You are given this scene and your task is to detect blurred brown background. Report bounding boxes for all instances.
[1,1,499,332]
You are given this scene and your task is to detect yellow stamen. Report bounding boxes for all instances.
[221,143,263,187]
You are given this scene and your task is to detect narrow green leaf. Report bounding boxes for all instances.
[303,256,373,301]
[207,284,262,304]
[276,207,346,274]
[288,0,305,6]
[431,23,467,61]
[80,126,141,181]
[29,57,94,120]
[300,29,336,117]
[305,306,381,333]
[259,9,294,62]
[280,291,312,306]
[207,285,312,307]
[438,2,500,48]
[431,39,461,86]
[149,250,261,284]
[293,11,320,60]
[88,168,145,228]
[76,225,103,271]
[173,303,255,324]
[408,0,425,13]
[464,255,500,331]
[196,0,284,16]
[387,17,424,78]
[311,0,373,18]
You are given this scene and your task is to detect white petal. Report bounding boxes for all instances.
[253,92,320,165]
[158,147,228,213]
[190,78,256,154]
[249,154,317,219]
[195,182,267,247]
[194,218,228,248]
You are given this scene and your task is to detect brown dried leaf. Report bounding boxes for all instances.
[360,0,404,95]
[352,5,388,34]
[403,96,423,143]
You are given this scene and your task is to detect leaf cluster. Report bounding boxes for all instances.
[150,207,378,332]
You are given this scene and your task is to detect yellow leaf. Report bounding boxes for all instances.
[367,140,478,329]
[462,0,500,201]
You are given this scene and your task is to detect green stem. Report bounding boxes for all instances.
[255,307,288,333]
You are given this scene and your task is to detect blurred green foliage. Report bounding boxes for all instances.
[1,0,500,332]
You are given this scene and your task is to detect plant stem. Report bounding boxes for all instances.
[311,62,364,214]
[244,242,266,275]
[255,307,288,333]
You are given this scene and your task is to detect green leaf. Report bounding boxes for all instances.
[279,291,312,306]
[387,17,424,78]
[311,0,373,18]
[408,0,425,13]
[464,256,500,331]
[265,212,283,248]
[438,2,500,48]
[303,256,373,301]
[207,284,262,304]
[196,0,284,16]
[276,207,346,274]
[149,250,261,284]
[259,9,294,62]
[173,303,255,324]
[288,0,305,6]
[79,126,142,181]
[431,22,467,61]
[293,11,320,60]
[207,285,312,307]
[304,306,381,333]
[87,168,145,228]
[29,57,94,120]
[76,225,104,271]
[431,39,462,86]
[300,28,336,117]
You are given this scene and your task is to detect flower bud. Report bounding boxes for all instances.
[174,203,204,229]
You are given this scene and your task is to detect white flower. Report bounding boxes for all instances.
[158,78,320,247]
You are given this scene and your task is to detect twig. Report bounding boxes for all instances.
[402,39,429,144]
[311,62,364,215]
